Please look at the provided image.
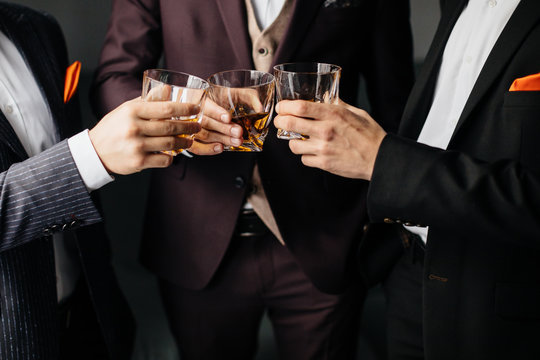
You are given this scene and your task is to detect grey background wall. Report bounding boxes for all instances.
[9,1,440,359]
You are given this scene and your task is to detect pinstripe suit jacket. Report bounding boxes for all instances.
[0,2,134,359]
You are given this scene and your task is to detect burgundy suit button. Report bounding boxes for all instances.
[234,176,246,188]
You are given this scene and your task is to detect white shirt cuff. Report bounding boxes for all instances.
[67,129,114,192]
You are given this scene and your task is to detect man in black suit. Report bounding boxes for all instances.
[275,0,540,359]
[0,2,230,359]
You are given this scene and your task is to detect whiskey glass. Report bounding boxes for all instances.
[207,70,275,152]
[142,69,208,155]
[273,63,341,140]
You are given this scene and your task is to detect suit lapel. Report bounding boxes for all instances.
[0,110,27,161]
[0,4,67,141]
[215,0,324,68]
[272,0,324,66]
[0,5,28,159]
[399,0,468,139]
[450,0,540,143]
[216,0,254,67]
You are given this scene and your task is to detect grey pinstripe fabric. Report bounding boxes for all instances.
[0,141,102,250]
[0,2,108,359]
[0,137,104,359]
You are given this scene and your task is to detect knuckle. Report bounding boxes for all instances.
[319,125,335,141]
[126,103,141,119]
[125,120,141,138]
[318,142,332,155]
[165,137,177,150]
[199,115,209,127]
[131,156,146,170]
[357,108,369,118]
[162,121,176,135]
[297,102,309,114]
[196,129,209,141]
[161,102,176,118]
[283,116,293,129]
[129,140,145,155]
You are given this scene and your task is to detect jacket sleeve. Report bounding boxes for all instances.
[367,134,540,250]
[90,0,162,118]
[0,140,102,252]
[362,0,415,133]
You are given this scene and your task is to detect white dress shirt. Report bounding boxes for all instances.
[251,0,286,30]
[0,30,113,302]
[405,0,521,243]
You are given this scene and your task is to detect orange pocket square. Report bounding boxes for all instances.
[509,72,540,91]
[64,61,81,103]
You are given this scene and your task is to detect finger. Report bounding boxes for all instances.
[194,128,243,147]
[143,84,173,101]
[274,115,317,137]
[288,138,327,156]
[203,98,232,123]
[200,114,243,139]
[188,140,224,156]
[300,154,327,171]
[134,100,201,120]
[140,153,174,169]
[141,119,201,137]
[276,100,334,119]
[142,135,194,153]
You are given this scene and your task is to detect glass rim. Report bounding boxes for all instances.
[143,68,209,89]
[273,62,342,75]
[207,69,275,89]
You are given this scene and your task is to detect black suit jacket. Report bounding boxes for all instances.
[0,3,134,359]
[367,0,540,358]
[92,0,415,294]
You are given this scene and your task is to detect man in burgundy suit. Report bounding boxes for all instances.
[91,0,414,358]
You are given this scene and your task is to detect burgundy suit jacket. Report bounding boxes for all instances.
[91,0,414,294]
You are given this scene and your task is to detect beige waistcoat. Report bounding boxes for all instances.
[244,0,294,245]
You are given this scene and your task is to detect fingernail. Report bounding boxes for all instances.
[221,114,230,122]
[214,144,222,153]
[232,138,243,146]
[275,103,280,113]
[231,126,242,137]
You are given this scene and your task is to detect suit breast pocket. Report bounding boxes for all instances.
[495,282,540,321]
[503,91,540,174]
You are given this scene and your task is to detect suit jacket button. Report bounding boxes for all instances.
[69,219,81,229]
[383,218,394,224]
[234,176,246,189]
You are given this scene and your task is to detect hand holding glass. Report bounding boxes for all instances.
[142,69,208,155]
[274,63,341,140]
[207,70,275,152]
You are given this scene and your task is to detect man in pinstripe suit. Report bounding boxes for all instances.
[0,2,238,359]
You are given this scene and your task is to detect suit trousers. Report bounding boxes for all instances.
[383,231,425,360]
[158,219,363,360]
